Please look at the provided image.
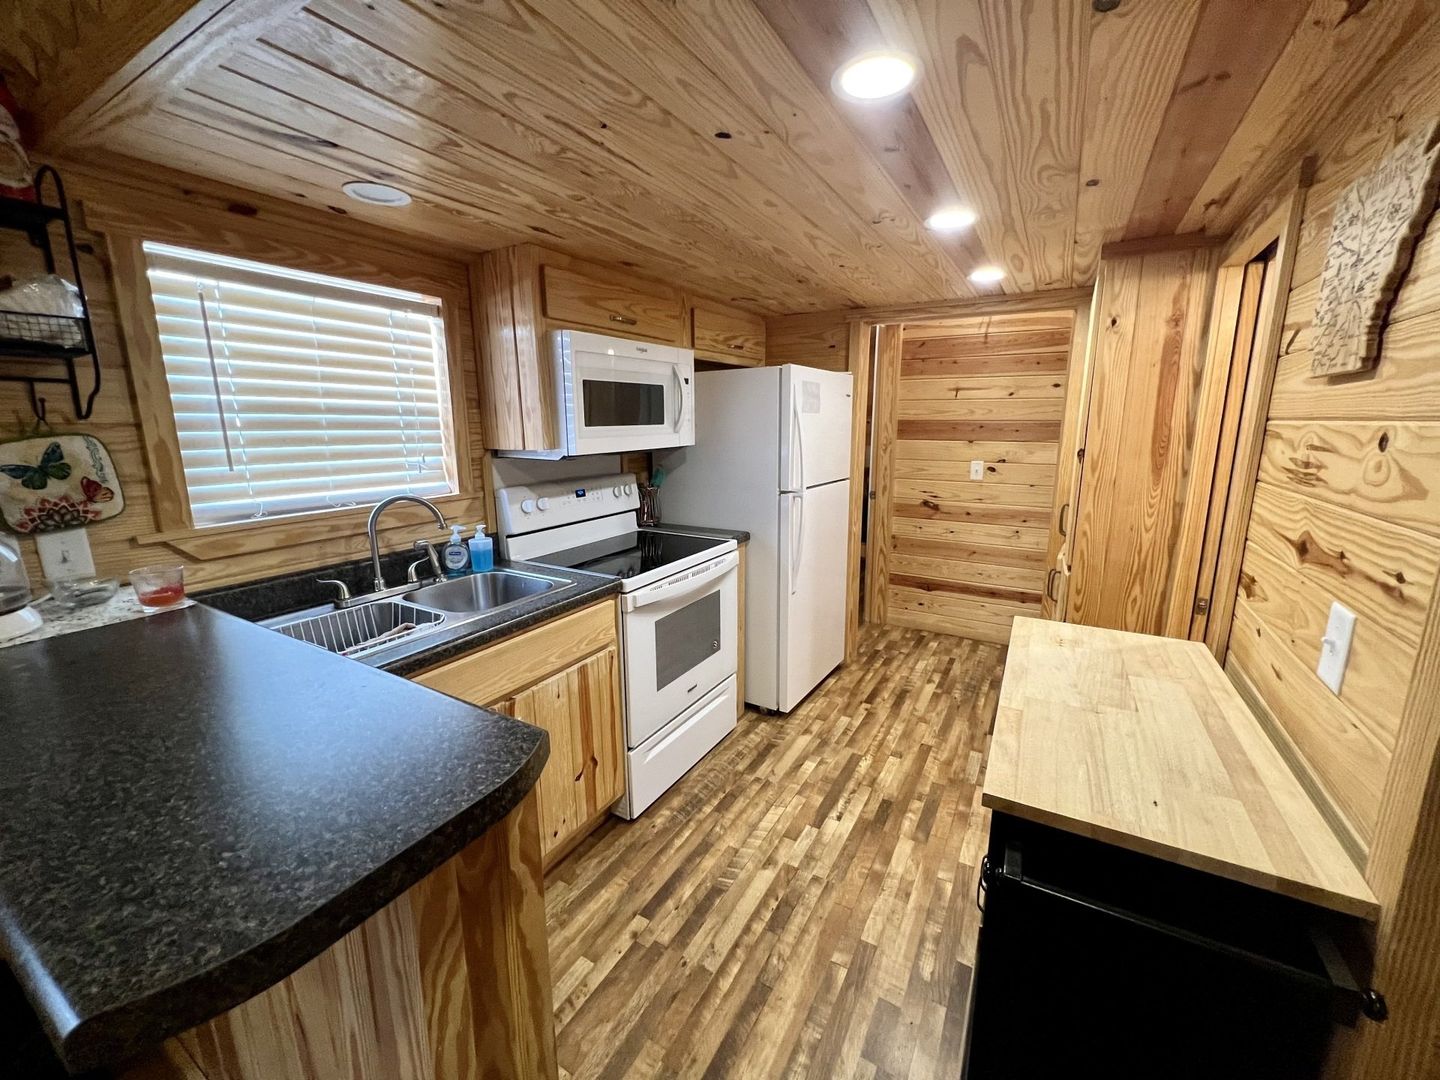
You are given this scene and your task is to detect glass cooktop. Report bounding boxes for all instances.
[537,529,726,580]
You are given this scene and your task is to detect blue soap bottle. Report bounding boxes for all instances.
[469,524,494,572]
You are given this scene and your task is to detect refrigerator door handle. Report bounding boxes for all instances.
[793,394,806,493]
[789,492,805,595]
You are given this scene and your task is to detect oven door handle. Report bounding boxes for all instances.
[622,551,738,611]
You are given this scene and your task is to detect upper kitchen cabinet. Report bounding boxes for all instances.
[690,300,766,366]
[474,244,763,450]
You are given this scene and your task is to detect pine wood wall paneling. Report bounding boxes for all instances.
[1203,36,1440,1074]
[763,311,850,371]
[1040,290,1097,620]
[1218,183,1440,850]
[0,159,489,592]
[879,310,1076,643]
[843,320,871,662]
[866,324,902,625]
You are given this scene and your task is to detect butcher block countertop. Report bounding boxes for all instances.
[984,618,1379,921]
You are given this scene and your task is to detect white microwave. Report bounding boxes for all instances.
[550,330,696,456]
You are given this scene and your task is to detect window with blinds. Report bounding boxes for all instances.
[141,241,458,527]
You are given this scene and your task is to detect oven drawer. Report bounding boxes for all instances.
[617,675,737,819]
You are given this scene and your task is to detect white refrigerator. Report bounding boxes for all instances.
[660,364,852,712]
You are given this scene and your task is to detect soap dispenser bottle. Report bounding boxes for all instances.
[468,524,494,572]
[442,524,471,578]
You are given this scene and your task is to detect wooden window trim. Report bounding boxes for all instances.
[102,224,480,557]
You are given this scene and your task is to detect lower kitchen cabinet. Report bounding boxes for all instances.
[493,646,624,861]
[414,600,624,864]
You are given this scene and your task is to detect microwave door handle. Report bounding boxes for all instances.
[673,365,689,433]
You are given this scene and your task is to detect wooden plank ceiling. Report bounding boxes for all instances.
[1,0,1431,313]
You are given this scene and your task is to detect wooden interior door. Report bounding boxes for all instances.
[1066,244,1219,635]
[868,309,1078,643]
[1165,254,1272,641]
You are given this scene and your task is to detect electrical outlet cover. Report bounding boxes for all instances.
[1316,601,1357,695]
[970,459,985,481]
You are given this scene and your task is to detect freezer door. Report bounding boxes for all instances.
[777,478,849,712]
[780,365,853,490]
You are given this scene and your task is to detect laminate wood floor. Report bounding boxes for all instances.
[544,625,1006,1080]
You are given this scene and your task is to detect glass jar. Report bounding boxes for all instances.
[0,534,33,615]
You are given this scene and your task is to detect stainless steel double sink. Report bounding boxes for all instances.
[260,569,568,660]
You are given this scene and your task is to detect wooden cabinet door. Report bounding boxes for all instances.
[496,645,624,859]
[692,301,765,364]
[541,264,686,345]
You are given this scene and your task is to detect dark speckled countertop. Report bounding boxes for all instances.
[0,601,558,1073]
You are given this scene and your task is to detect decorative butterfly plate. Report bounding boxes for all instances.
[0,434,124,533]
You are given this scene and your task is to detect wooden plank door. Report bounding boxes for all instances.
[1066,245,1219,634]
[869,310,1077,643]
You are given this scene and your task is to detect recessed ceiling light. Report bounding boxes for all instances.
[926,207,978,231]
[342,181,412,207]
[832,51,919,103]
[970,266,1006,285]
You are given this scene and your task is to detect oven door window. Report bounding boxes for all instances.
[654,590,722,690]
[582,378,665,428]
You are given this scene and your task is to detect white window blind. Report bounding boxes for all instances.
[141,241,458,527]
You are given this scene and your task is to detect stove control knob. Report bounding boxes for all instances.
[537,497,551,511]
[624,484,634,496]
[612,485,623,496]
[520,498,536,514]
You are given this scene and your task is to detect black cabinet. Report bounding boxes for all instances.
[963,814,1374,1079]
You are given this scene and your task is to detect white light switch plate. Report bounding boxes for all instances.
[35,527,96,581]
[970,459,985,480]
[1317,601,1357,695]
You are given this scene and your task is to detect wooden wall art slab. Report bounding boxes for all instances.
[1311,118,1440,377]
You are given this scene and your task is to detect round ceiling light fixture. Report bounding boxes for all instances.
[926,206,978,232]
[832,50,920,103]
[341,181,413,207]
[969,265,1006,285]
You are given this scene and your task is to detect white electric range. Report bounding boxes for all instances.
[497,473,739,819]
